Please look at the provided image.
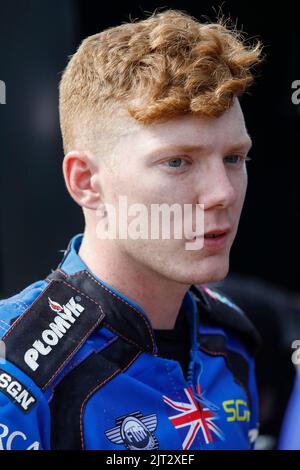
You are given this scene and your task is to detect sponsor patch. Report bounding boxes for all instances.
[2,279,105,389]
[0,422,40,450]
[0,369,36,413]
[24,296,85,372]
[105,411,159,450]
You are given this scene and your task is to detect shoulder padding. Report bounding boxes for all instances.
[191,284,262,356]
[2,272,105,390]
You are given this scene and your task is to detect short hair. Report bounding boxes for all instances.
[59,9,263,157]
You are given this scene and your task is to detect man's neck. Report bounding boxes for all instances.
[78,234,190,329]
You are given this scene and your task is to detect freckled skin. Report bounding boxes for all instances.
[93,98,250,286]
[65,97,251,327]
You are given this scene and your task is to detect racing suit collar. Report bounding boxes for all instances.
[57,234,201,356]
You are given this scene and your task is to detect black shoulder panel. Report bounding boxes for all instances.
[2,273,105,390]
[191,284,262,356]
[190,285,262,407]
[50,337,140,449]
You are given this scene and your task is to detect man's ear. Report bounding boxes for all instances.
[63,151,101,210]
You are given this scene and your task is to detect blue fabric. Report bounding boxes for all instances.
[0,360,50,450]
[0,234,259,450]
[278,372,300,449]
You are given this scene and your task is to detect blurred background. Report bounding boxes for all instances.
[0,0,300,449]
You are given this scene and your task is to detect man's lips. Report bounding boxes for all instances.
[189,227,231,250]
[204,227,231,238]
[203,228,230,250]
[191,227,231,239]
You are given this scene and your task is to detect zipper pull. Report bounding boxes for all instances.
[188,349,219,412]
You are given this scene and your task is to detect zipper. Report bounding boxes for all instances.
[185,291,219,412]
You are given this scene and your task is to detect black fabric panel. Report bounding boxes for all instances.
[153,304,190,380]
[50,337,140,450]
[199,334,251,407]
[48,269,156,354]
[3,278,105,390]
[191,284,262,356]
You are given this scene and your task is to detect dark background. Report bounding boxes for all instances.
[0,0,300,447]
[0,0,299,297]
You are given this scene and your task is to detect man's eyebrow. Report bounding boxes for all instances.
[146,144,208,155]
[226,138,253,153]
[146,139,253,156]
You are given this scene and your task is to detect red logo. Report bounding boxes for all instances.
[48,298,63,313]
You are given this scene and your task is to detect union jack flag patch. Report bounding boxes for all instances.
[163,387,224,449]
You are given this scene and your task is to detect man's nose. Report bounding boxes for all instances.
[196,162,236,210]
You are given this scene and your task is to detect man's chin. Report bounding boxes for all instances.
[197,268,229,285]
[178,260,230,285]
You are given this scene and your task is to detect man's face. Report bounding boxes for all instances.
[95,97,251,285]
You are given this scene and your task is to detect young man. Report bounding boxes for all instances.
[0,9,262,450]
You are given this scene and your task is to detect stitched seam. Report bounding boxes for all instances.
[3,278,104,389]
[200,347,227,359]
[42,294,104,391]
[79,368,121,450]
[62,336,117,376]
[200,346,250,405]
[50,335,118,388]
[42,319,101,390]
[2,283,55,341]
[0,319,12,328]
[102,322,146,352]
[79,350,141,450]
[51,279,104,309]
[57,269,155,351]
[16,300,29,312]
[93,336,117,355]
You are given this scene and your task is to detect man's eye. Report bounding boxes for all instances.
[165,158,187,168]
[224,155,251,164]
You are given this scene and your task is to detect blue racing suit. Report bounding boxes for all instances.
[0,234,260,450]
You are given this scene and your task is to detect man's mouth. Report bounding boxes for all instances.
[202,228,230,249]
[189,227,231,243]
[204,228,230,237]
[204,231,227,239]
